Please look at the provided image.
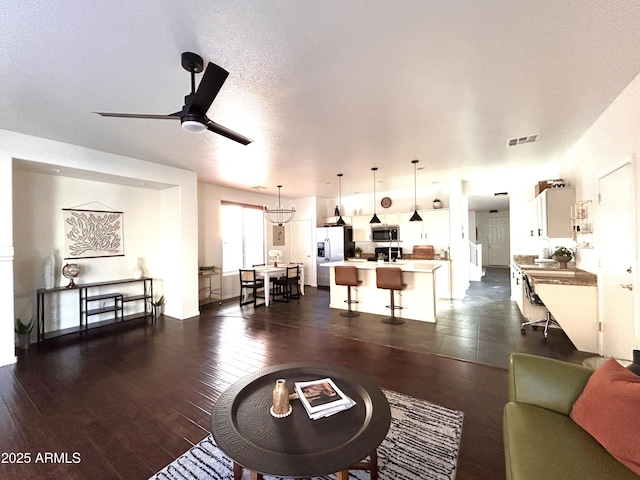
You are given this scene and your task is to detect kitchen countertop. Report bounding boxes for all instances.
[323,260,441,273]
[512,255,597,286]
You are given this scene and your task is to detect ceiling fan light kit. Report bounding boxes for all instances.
[95,52,252,145]
[181,116,207,133]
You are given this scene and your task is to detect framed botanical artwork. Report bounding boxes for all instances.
[63,208,124,259]
[273,225,285,246]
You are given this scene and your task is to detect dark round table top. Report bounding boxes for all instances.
[210,362,391,478]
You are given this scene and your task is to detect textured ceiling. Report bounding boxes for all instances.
[2,1,640,206]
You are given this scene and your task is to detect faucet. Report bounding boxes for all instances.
[390,239,401,262]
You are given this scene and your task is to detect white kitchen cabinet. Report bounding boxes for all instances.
[351,215,371,242]
[531,188,575,238]
[382,212,399,225]
[399,211,423,241]
[398,209,450,243]
[323,215,352,226]
[424,209,450,241]
[510,264,524,311]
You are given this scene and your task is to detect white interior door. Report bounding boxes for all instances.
[291,219,312,284]
[488,216,510,266]
[599,161,637,360]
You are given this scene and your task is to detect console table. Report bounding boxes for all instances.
[198,266,223,305]
[36,277,153,342]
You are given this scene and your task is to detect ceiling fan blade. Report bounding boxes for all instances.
[190,62,229,115]
[94,112,180,120]
[206,119,253,145]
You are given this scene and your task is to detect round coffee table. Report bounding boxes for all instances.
[211,362,391,479]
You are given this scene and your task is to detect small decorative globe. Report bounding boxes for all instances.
[62,263,81,287]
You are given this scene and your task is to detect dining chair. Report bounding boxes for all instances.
[239,269,265,307]
[272,265,300,303]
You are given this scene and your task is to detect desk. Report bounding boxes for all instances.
[211,362,390,479]
[253,264,305,306]
[524,269,598,353]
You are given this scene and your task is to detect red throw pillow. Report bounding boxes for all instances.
[570,358,640,475]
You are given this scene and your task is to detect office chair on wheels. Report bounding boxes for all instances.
[520,274,560,338]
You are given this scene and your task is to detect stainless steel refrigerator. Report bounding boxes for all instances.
[316,226,355,287]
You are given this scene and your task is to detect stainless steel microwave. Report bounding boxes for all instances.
[371,225,399,241]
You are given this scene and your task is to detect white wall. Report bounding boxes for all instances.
[1,129,199,367]
[0,157,16,367]
[561,71,640,352]
[12,171,168,330]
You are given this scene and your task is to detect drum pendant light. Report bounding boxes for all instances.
[410,160,423,222]
[370,167,381,224]
[336,173,346,225]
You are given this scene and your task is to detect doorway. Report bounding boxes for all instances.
[291,219,313,285]
[487,216,511,266]
[598,160,637,360]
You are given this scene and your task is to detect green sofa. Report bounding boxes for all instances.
[503,353,640,480]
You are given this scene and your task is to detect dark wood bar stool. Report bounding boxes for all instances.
[334,266,362,317]
[376,267,406,325]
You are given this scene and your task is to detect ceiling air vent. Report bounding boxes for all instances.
[507,134,538,147]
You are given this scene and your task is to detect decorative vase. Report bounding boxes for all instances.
[133,257,145,279]
[271,378,292,418]
[433,201,442,209]
[553,255,571,269]
[43,249,58,289]
[17,333,30,349]
[274,261,278,268]
[627,349,640,376]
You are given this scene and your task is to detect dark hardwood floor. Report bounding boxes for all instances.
[0,268,590,479]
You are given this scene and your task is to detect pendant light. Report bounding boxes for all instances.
[336,173,346,225]
[370,167,381,224]
[263,185,296,226]
[410,159,423,222]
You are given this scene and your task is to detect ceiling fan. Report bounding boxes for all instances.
[95,52,252,145]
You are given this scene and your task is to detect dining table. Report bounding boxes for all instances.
[253,264,305,306]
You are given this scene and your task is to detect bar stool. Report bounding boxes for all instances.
[334,266,362,317]
[376,267,406,325]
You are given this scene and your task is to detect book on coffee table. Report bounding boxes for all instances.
[294,378,356,420]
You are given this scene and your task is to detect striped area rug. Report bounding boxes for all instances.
[150,389,463,480]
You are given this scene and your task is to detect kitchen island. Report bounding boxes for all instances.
[323,260,441,322]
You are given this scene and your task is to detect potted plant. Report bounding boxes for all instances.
[15,317,34,349]
[150,295,165,318]
[377,253,385,265]
[552,246,574,269]
[354,247,363,258]
[433,198,442,209]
